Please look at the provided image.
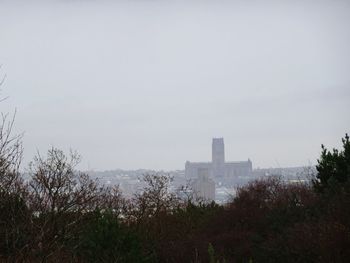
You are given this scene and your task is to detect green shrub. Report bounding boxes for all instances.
[76,210,146,263]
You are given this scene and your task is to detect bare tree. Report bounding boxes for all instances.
[127,173,180,234]
[96,184,125,217]
[0,67,23,193]
[28,148,104,259]
[0,68,28,261]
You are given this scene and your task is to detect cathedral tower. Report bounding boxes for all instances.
[212,138,225,177]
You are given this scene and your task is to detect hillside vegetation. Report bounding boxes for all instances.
[0,131,349,262]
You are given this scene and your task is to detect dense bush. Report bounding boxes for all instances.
[313,133,350,193]
[75,210,146,263]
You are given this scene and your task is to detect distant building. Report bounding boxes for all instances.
[192,168,215,202]
[185,138,252,185]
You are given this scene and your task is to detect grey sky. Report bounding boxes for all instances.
[0,0,349,170]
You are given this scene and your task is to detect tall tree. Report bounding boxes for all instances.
[313,133,350,193]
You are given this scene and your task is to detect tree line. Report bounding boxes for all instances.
[0,105,349,262]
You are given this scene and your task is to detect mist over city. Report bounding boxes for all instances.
[0,0,349,262]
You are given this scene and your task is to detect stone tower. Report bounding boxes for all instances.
[212,138,225,178]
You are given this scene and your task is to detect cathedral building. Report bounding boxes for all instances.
[185,138,252,185]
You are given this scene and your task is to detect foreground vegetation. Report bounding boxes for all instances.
[0,123,349,262]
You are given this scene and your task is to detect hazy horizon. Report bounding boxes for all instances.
[0,0,349,171]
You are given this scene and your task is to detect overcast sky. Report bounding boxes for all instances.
[0,0,349,171]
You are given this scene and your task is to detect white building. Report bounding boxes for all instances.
[185,138,252,185]
[192,168,215,202]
